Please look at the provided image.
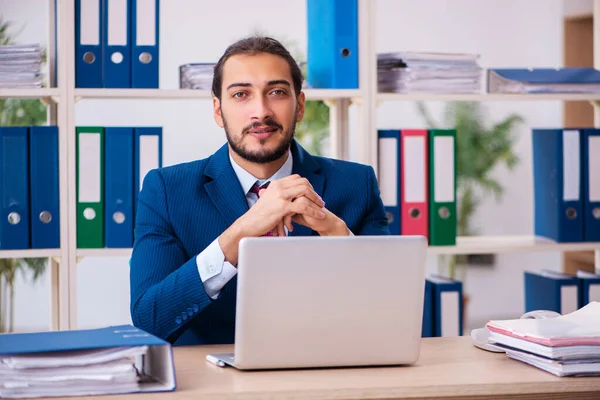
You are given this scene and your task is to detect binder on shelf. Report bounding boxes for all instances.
[422,279,433,337]
[524,270,579,315]
[583,128,600,242]
[131,0,159,88]
[576,270,600,308]
[428,275,463,337]
[103,0,132,88]
[77,127,105,249]
[401,129,428,237]
[532,129,583,242]
[134,127,162,215]
[377,130,401,235]
[306,0,358,89]
[487,68,600,94]
[105,127,134,248]
[0,324,176,398]
[30,126,60,249]
[428,129,457,246]
[75,0,103,88]
[0,127,30,250]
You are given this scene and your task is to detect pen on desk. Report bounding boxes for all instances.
[205,354,226,367]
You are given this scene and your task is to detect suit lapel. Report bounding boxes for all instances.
[204,144,249,227]
[290,140,324,237]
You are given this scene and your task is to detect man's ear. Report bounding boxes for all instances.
[296,91,306,122]
[213,97,224,128]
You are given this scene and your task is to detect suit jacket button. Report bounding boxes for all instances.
[187,308,194,316]
[175,316,183,325]
[181,312,188,321]
[192,304,199,313]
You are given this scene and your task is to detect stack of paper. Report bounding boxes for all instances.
[486,302,600,377]
[179,63,216,90]
[0,325,176,398]
[0,44,44,88]
[487,68,600,93]
[377,51,482,93]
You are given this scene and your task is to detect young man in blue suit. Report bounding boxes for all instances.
[130,36,390,345]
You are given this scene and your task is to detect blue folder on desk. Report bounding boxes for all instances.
[0,325,176,396]
[422,279,433,337]
[427,275,463,337]
[532,128,584,242]
[524,270,580,315]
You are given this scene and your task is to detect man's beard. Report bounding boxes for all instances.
[223,109,297,164]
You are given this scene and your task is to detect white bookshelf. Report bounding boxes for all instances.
[2,0,600,331]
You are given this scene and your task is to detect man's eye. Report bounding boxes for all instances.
[271,89,286,96]
[232,92,246,99]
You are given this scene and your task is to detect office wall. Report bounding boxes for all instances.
[2,0,566,332]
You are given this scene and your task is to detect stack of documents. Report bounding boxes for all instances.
[377,51,482,93]
[179,63,216,90]
[486,302,600,377]
[0,325,176,398]
[0,44,43,88]
[487,68,600,93]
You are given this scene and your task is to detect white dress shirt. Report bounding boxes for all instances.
[196,150,294,299]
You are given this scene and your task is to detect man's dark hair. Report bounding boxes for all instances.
[212,36,303,100]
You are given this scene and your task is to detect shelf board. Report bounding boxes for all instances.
[0,88,60,99]
[77,248,132,258]
[0,249,61,260]
[377,92,600,102]
[74,88,361,101]
[428,236,600,255]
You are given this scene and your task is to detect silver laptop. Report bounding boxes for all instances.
[208,235,427,370]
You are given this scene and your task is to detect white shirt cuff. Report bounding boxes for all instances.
[196,237,238,299]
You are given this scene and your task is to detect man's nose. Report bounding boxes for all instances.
[250,96,274,121]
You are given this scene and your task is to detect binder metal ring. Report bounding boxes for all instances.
[83,207,96,220]
[111,52,124,64]
[438,207,450,219]
[83,52,96,64]
[593,207,600,220]
[409,208,421,219]
[386,211,394,224]
[566,207,577,220]
[340,48,351,58]
[139,52,152,64]
[113,212,126,224]
[39,211,52,224]
[7,212,20,225]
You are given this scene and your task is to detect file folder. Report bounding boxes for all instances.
[131,0,159,88]
[30,126,60,249]
[377,130,401,235]
[0,127,30,250]
[422,279,433,337]
[0,324,176,397]
[583,128,600,242]
[524,270,579,315]
[134,127,162,214]
[77,127,104,249]
[103,0,131,88]
[532,129,584,242]
[488,68,600,94]
[401,129,428,237]
[576,270,600,308]
[428,129,457,246]
[105,127,134,248]
[75,0,103,88]
[306,0,358,89]
[428,275,463,337]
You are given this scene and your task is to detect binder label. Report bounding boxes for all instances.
[589,136,600,201]
[378,137,398,206]
[433,136,455,203]
[108,0,128,46]
[563,130,581,201]
[79,134,101,202]
[404,136,426,203]
[81,0,100,45]
[440,291,459,337]
[590,285,600,303]
[560,285,578,315]
[137,0,156,46]
[139,135,159,191]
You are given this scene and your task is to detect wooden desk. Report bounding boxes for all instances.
[59,337,600,400]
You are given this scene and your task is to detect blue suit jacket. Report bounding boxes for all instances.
[130,140,390,345]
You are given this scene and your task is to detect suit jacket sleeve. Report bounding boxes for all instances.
[130,169,214,343]
[358,166,391,235]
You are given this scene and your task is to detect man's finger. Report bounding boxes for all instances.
[284,214,294,232]
[283,185,324,206]
[289,197,326,219]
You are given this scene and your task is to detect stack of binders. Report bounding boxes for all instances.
[75,0,159,88]
[0,45,44,88]
[486,302,600,377]
[0,126,60,250]
[532,128,600,243]
[76,126,162,249]
[377,129,457,246]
